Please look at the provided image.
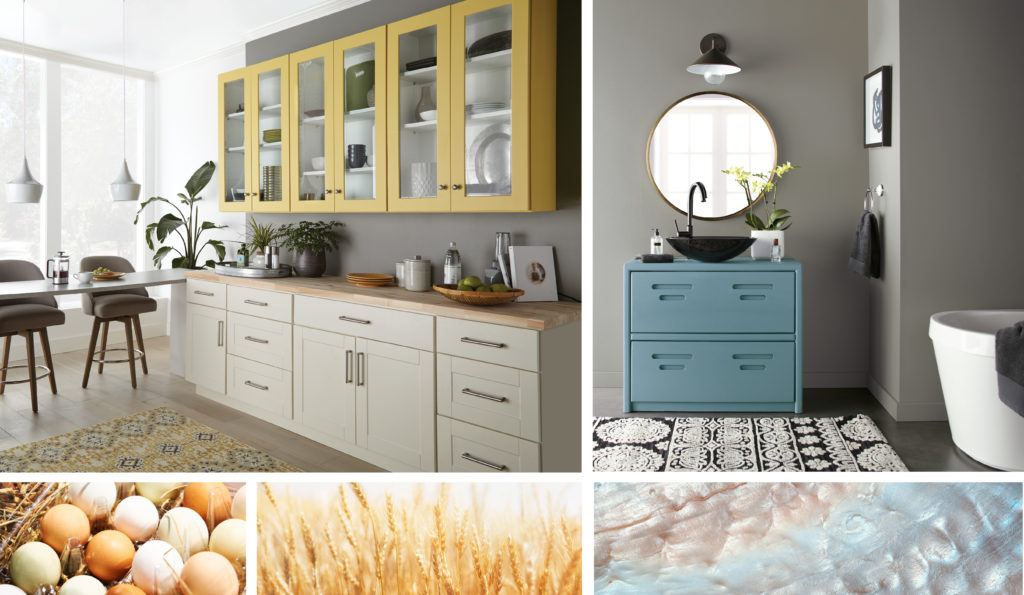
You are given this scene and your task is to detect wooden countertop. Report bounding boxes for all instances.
[185,271,580,331]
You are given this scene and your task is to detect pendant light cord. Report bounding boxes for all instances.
[21,0,27,158]
[122,0,127,158]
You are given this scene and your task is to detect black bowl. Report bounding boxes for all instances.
[664,236,755,262]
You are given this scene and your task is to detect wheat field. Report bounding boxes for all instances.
[258,483,582,594]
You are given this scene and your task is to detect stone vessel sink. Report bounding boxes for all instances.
[665,235,756,262]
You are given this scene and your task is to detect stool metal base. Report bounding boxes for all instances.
[92,347,146,365]
[0,363,52,385]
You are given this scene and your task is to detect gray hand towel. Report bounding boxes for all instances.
[996,321,1024,417]
[848,210,880,278]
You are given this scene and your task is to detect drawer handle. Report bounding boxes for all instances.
[217,321,224,347]
[461,388,507,403]
[651,283,691,290]
[658,295,685,301]
[460,337,506,349]
[339,316,372,325]
[244,336,269,344]
[652,354,692,360]
[732,354,773,360]
[193,290,215,297]
[740,364,766,371]
[244,299,268,307]
[460,453,507,471]
[733,284,773,289]
[345,350,353,384]
[658,364,685,371]
[739,294,766,301]
[357,352,365,386]
[244,380,269,391]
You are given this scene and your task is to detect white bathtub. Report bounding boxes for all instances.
[929,310,1024,470]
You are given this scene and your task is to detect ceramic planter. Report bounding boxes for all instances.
[750,230,784,260]
[294,249,327,277]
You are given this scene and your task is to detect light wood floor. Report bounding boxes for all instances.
[0,336,381,472]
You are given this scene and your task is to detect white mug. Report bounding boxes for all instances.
[74,272,94,284]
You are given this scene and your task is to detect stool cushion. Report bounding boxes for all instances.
[92,294,158,318]
[0,304,66,333]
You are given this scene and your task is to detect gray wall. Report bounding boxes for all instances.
[244,0,582,299]
[593,0,869,387]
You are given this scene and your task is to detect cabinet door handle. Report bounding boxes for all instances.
[356,352,365,386]
[438,184,448,190]
[345,349,353,384]
[244,336,269,344]
[217,321,224,347]
[335,188,342,194]
[193,290,215,297]
[325,189,334,194]
[243,299,268,307]
[461,388,507,403]
[460,337,506,349]
[452,184,462,190]
[244,380,269,391]
[339,316,372,325]
[460,453,507,471]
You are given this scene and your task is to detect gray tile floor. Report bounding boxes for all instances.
[593,387,993,472]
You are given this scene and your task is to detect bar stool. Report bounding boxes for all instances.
[80,256,156,389]
[0,260,65,412]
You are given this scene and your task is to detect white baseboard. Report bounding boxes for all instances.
[895,400,949,422]
[803,372,867,388]
[593,371,623,388]
[867,376,899,419]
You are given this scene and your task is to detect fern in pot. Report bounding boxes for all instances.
[723,161,797,260]
[279,220,344,277]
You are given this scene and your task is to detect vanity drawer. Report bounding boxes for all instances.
[293,295,433,351]
[629,340,795,404]
[186,279,226,309]
[227,355,293,419]
[437,355,540,441]
[436,417,540,472]
[436,318,539,372]
[227,312,292,371]
[630,271,795,334]
[227,286,292,323]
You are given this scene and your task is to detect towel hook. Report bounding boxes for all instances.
[863,187,874,211]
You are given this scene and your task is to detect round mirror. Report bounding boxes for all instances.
[647,92,777,220]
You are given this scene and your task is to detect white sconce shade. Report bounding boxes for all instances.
[687,33,741,85]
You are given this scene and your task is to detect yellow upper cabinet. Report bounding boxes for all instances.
[218,58,292,213]
[289,42,335,213]
[387,7,453,213]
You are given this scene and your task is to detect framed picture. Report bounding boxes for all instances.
[509,246,558,302]
[864,65,892,147]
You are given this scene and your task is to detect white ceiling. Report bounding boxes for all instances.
[0,0,366,72]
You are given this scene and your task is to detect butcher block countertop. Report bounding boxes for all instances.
[185,271,581,331]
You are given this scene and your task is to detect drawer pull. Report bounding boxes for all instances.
[652,353,692,360]
[345,350,353,384]
[339,316,372,325]
[460,453,508,471]
[658,364,686,371]
[244,336,269,344]
[740,364,766,371]
[460,337,506,349]
[652,283,691,290]
[732,283,773,289]
[244,380,269,391]
[732,354,773,360]
[461,388,507,403]
[193,290,215,297]
[243,299,268,307]
[357,352,365,386]
[658,295,685,301]
[739,294,766,301]
[217,321,224,347]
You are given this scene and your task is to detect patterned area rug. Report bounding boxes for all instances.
[592,415,908,472]
[0,407,301,472]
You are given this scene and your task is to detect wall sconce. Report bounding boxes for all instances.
[686,33,741,85]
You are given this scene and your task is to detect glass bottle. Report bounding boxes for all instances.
[443,242,462,284]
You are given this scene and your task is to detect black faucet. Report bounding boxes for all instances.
[675,181,707,238]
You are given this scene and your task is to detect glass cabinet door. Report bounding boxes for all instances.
[387,7,451,212]
[290,43,335,212]
[451,0,528,211]
[333,27,387,212]
[218,67,252,212]
[252,57,290,212]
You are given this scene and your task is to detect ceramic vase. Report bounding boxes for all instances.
[750,230,785,260]
[294,249,327,277]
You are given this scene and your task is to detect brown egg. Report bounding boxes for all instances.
[181,483,232,531]
[179,551,239,595]
[40,503,91,553]
[84,530,135,582]
[106,586,147,595]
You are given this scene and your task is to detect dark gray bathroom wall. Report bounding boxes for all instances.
[593,0,869,388]
[244,0,582,299]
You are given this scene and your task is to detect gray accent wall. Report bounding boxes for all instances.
[243,0,582,299]
[593,0,870,388]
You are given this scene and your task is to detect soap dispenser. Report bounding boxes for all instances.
[650,229,664,255]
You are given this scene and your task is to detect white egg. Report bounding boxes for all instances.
[156,506,209,559]
[8,542,60,593]
[135,482,185,506]
[209,518,247,565]
[131,540,184,595]
[57,575,106,595]
[68,482,118,521]
[231,485,246,520]
[0,585,27,594]
[112,495,160,542]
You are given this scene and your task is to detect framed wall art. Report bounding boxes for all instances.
[509,245,558,302]
[864,65,892,147]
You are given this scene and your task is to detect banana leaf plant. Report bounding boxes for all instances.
[133,160,227,269]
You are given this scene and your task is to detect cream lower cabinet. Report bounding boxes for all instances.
[294,326,357,446]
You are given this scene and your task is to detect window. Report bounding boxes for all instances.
[0,49,43,262]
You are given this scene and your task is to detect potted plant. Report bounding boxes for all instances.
[246,216,282,267]
[723,162,798,260]
[278,220,344,277]
[134,161,227,268]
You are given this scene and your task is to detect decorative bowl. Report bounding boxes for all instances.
[311,156,325,170]
[419,109,437,121]
[433,284,523,306]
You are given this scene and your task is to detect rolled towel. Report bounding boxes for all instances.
[848,210,880,278]
[996,320,1024,417]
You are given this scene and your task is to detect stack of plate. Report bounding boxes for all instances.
[466,102,508,116]
[262,166,281,202]
[263,128,282,143]
[346,273,395,287]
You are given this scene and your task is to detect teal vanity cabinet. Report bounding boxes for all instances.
[623,258,802,412]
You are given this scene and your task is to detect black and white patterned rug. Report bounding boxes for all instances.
[592,415,908,472]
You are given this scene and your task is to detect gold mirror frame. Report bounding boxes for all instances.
[646,91,777,221]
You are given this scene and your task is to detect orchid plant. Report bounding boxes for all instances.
[722,161,798,230]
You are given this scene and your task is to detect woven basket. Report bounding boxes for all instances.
[433,284,524,306]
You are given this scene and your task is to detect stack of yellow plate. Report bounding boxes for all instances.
[346,273,395,287]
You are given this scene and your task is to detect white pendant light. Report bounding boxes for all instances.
[6,0,43,204]
[110,0,140,202]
